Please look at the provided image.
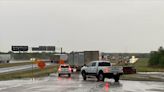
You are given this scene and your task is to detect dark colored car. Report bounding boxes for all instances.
[123,66,136,74]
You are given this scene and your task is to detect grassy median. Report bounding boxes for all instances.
[132,58,164,72]
[120,58,164,81]
[0,64,58,81]
[0,62,32,68]
[121,74,164,82]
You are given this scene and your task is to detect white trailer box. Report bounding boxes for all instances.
[0,54,11,63]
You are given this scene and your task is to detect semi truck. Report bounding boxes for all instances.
[50,54,68,63]
[68,51,99,71]
[0,54,11,63]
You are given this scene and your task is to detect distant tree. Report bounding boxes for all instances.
[149,51,159,66]
[8,51,13,54]
[159,56,164,66]
[158,46,164,66]
[158,46,164,52]
[149,46,164,67]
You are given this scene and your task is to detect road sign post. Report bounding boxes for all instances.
[37,60,46,77]
[30,58,36,80]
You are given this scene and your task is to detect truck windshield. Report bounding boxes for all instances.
[98,62,111,66]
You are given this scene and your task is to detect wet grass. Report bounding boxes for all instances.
[0,64,58,81]
[120,58,164,81]
[121,74,164,82]
[0,62,32,68]
[130,58,164,72]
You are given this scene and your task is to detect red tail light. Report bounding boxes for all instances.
[68,68,72,72]
[58,68,61,71]
[104,68,109,73]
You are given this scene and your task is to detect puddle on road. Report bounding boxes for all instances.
[0,77,50,91]
[91,81,123,92]
[122,80,164,92]
[89,79,164,92]
[0,76,164,92]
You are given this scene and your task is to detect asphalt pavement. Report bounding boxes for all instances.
[0,73,164,92]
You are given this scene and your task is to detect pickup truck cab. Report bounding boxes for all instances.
[81,61,123,82]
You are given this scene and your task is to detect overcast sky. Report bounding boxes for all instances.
[0,0,164,53]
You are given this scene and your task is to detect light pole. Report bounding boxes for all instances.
[61,47,63,54]
[73,51,75,68]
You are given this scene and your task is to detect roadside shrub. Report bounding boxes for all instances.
[149,46,164,67]
[159,56,164,66]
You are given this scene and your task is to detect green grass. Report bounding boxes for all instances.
[0,64,58,81]
[121,74,164,82]
[0,62,32,68]
[119,58,164,81]
[131,58,164,72]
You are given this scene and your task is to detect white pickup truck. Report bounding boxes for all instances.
[81,61,123,82]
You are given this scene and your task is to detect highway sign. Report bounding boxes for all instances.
[12,46,28,51]
[32,46,55,51]
[32,47,40,51]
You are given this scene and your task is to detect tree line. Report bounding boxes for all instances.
[149,46,164,67]
[11,52,55,60]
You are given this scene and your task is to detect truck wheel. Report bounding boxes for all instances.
[82,71,87,80]
[51,61,53,63]
[98,72,105,81]
[7,60,9,63]
[114,75,120,82]
[68,74,71,77]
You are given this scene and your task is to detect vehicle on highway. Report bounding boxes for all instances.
[81,61,123,82]
[58,64,72,77]
[0,54,11,63]
[123,66,136,74]
[68,51,99,71]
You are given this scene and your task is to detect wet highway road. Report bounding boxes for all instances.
[0,73,164,92]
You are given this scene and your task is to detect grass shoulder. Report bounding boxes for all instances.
[132,58,164,72]
[0,64,58,81]
[121,74,164,82]
[0,62,32,68]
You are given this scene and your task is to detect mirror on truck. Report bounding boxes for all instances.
[83,64,87,67]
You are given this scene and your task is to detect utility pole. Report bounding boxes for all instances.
[73,51,75,68]
[61,47,62,54]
